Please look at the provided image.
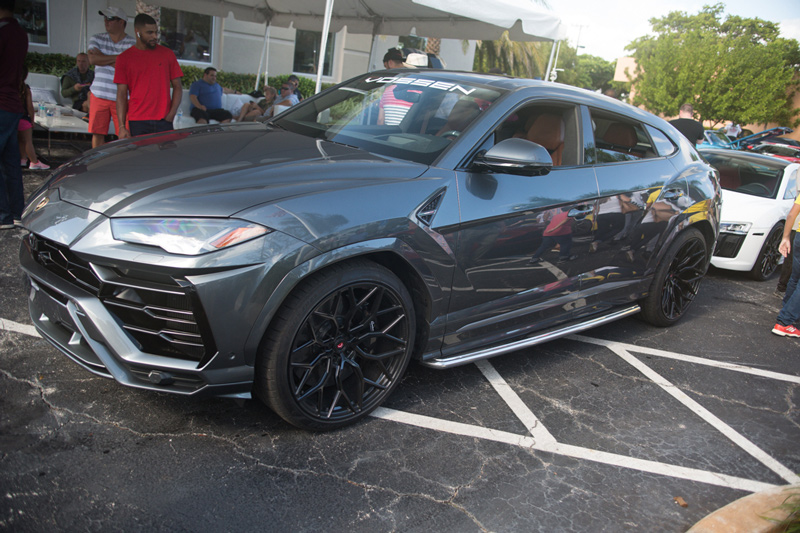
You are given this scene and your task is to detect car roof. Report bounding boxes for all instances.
[386,69,675,130]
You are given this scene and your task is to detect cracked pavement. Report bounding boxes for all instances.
[1,141,798,531]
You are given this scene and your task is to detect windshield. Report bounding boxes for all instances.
[703,152,786,198]
[272,72,505,165]
[705,130,730,146]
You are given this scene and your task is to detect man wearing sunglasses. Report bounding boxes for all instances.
[272,81,299,116]
[87,7,135,148]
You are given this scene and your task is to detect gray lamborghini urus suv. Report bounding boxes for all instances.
[19,71,720,430]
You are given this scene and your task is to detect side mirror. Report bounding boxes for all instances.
[473,138,553,175]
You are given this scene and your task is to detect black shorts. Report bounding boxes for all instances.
[190,107,233,122]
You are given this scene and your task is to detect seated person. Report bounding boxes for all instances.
[272,81,299,116]
[288,74,304,101]
[237,86,277,122]
[60,52,94,113]
[189,67,238,124]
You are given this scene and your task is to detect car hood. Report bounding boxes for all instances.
[43,124,427,218]
[720,189,789,223]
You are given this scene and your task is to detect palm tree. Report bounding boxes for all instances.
[474,31,550,78]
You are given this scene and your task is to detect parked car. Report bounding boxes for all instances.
[700,147,799,280]
[729,126,794,150]
[19,71,721,430]
[703,129,733,148]
[749,142,800,163]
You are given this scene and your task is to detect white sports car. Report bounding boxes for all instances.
[701,148,800,280]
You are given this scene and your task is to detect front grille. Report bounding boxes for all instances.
[27,234,216,363]
[713,232,746,258]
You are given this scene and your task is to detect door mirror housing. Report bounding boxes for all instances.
[473,138,553,176]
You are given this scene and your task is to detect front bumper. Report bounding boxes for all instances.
[19,232,259,398]
[710,229,765,272]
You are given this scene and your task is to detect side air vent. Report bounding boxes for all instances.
[416,190,445,226]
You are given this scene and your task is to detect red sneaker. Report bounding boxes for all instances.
[772,323,800,337]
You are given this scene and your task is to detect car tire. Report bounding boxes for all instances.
[255,260,415,431]
[639,227,707,327]
[750,223,783,281]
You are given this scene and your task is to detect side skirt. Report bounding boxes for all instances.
[420,305,641,369]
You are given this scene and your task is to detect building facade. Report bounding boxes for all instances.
[17,0,477,85]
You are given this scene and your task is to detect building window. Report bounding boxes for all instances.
[14,0,49,46]
[159,8,213,63]
[293,30,334,76]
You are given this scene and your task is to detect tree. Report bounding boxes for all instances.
[473,31,549,78]
[626,3,800,127]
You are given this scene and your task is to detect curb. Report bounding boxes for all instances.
[687,484,799,533]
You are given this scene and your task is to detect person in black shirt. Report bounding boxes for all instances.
[669,103,704,145]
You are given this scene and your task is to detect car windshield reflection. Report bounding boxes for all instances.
[272,73,505,165]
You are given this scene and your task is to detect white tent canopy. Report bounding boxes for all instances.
[144,0,567,91]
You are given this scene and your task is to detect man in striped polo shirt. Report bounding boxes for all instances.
[87,7,135,148]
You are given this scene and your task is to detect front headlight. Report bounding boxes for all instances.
[719,222,752,235]
[111,218,270,255]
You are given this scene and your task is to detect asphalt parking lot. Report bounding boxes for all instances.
[1,140,798,532]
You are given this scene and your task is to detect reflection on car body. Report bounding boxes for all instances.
[19,70,721,430]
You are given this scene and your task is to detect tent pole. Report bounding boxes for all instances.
[544,40,557,82]
[79,0,87,53]
[256,23,270,91]
[315,0,334,95]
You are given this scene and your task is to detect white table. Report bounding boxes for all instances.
[33,105,90,155]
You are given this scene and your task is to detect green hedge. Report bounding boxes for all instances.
[26,51,333,94]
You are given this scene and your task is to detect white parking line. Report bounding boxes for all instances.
[374,334,799,493]
[607,344,800,485]
[3,315,796,492]
[0,318,39,338]
[372,407,777,493]
[569,334,800,384]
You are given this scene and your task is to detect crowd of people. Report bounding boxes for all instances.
[1,2,307,230]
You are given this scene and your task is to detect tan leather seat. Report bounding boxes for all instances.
[523,113,565,166]
[603,122,637,151]
[436,99,481,136]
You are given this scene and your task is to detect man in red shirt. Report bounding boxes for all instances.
[114,13,182,138]
[0,0,28,230]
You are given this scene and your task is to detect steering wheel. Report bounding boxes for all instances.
[438,130,461,140]
[737,182,772,196]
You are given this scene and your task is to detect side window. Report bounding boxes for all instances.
[590,110,658,163]
[645,125,677,157]
[480,103,582,167]
[784,168,798,200]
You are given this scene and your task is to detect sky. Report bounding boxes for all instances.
[549,0,800,62]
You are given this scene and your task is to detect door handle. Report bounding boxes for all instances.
[661,188,684,200]
[568,205,593,218]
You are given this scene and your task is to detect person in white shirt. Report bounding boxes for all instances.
[87,6,135,148]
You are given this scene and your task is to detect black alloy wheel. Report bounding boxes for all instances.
[640,228,708,327]
[750,224,783,281]
[257,260,415,430]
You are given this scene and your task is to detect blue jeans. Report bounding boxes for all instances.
[129,119,174,137]
[0,109,25,225]
[777,232,800,326]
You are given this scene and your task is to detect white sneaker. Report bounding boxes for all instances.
[29,161,50,170]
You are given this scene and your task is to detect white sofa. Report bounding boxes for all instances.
[172,89,257,129]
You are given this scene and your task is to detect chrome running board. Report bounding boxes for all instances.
[421,305,641,369]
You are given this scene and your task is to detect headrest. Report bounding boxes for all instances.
[604,122,637,148]
[526,113,564,149]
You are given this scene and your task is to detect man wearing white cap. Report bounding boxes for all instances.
[87,7,135,148]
